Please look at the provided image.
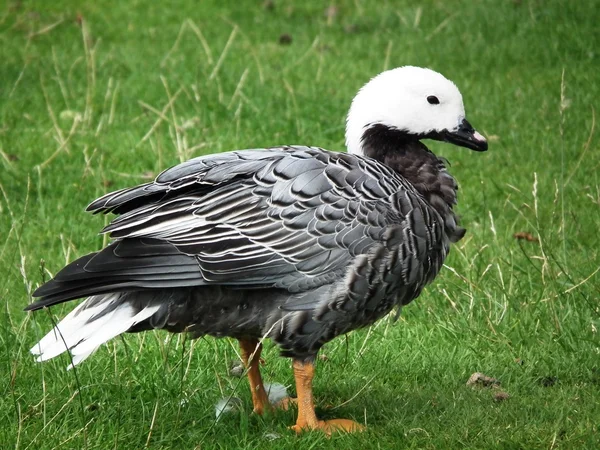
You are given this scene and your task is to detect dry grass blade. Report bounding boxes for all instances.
[565,105,595,187]
[145,401,160,448]
[426,13,458,41]
[187,19,214,65]
[161,76,190,162]
[160,20,188,67]
[24,392,80,450]
[52,47,70,107]
[330,374,376,410]
[0,148,16,170]
[81,18,98,127]
[209,26,238,81]
[137,88,183,145]
[283,36,320,73]
[8,62,27,98]
[413,6,422,28]
[39,78,68,154]
[227,67,250,109]
[383,40,393,72]
[36,111,81,170]
[27,18,65,39]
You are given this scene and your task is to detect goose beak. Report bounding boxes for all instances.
[444,119,488,151]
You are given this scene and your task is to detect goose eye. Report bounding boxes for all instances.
[427,95,440,105]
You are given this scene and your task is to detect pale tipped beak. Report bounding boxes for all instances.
[443,119,488,151]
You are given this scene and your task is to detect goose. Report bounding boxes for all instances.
[26,66,487,434]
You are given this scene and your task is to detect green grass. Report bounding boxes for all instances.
[1,0,599,448]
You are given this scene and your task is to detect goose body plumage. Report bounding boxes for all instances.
[30,146,448,359]
[27,66,487,432]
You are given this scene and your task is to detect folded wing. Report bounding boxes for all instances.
[30,146,416,310]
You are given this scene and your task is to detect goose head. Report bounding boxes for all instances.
[345,66,488,156]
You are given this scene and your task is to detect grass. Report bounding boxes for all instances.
[1,0,599,448]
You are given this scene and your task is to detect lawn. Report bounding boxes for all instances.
[1,0,599,448]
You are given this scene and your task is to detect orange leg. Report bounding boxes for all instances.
[239,339,271,415]
[291,358,364,435]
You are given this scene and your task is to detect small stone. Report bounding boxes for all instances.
[229,359,244,377]
[493,391,510,402]
[263,432,282,441]
[215,396,243,419]
[265,382,288,404]
[466,372,500,388]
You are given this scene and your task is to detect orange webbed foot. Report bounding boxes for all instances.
[291,418,365,435]
[289,358,365,435]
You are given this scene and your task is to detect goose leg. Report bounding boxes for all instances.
[239,339,271,415]
[290,358,364,434]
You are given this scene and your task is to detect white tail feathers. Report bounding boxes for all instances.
[30,294,159,370]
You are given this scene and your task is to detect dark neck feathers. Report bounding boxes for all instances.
[361,124,465,243]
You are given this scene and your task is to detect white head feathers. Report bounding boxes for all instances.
[345,66,468,156]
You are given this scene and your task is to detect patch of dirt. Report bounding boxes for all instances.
[539,376,558,387]
[279,33,292,45]
[513,232,538,242]
[467,372,511,402]
[467,372,501,388]
[493,391,510,402]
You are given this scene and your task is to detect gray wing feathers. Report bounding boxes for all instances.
[87,146,429,293]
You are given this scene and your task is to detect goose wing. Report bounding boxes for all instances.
[31,146,433,308]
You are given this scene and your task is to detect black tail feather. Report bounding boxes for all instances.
[25,238,204,312]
